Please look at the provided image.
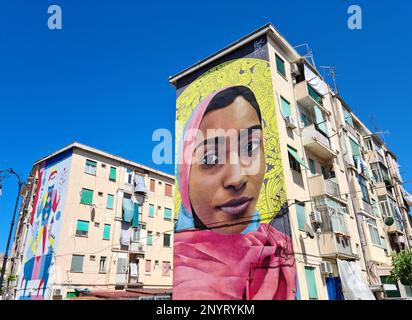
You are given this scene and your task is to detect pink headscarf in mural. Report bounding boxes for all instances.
[173,87,297,300]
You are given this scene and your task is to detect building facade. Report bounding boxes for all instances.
[8,143,174,300]
[169,23,412,300]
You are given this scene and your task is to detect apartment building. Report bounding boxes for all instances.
[169,23,412,300]
[8,142,174,300]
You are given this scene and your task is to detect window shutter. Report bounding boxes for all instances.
[109,167,117,181]
[305,267,319,299]
[280,96,291,118]
[80,189,93,205]
[103,224,111,240]
[296,204,306,230]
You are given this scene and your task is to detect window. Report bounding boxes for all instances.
[296,203,306,230]
[343,108,354,127]
[98,192,103,197]
[357,175,370,203]
[163,234,171,247]
[106,194,114,209]
[308,159,316,176]
[380,236,388,254]
[109,166,117,181]
[149,204,154,218]
[365,138,373,151]
[125,168,133,184]
[145,260,151,274]
[307,84,323,105]
[304,267,318,299]
[150,179,155,192]
[162,261,171,276]
[85,159,97,175]
[103,224,111,240]
[165,183,172,197]
[288,146,304,174]
[349,137,361,157]
[147,231,153,246]
[90,255,96,261]
[99,256,107,273]
[275,54,286,78]
[132,227,140,242]
[367,218,381,246]
[80,188,93,205]
[280,96,291,118]
[70,255,84,273]
[76,220,89,237]
[164,208,172,221]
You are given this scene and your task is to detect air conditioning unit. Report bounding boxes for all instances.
[320,261,333,275]
[291,63,301,76]
[285,116,297,129]
[310,211,322,224]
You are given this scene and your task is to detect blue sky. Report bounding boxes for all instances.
[0,0,411,251]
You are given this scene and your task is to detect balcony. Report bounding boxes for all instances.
[362,200,373,215]
[319,232,358,260]
[302,124,335,160]
[308,174,341,199]
[388,218,404,234]
[130,241,145,254]
[369,150,386,166]
[295,81,325,110]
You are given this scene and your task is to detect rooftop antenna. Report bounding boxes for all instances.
[294,43,316,69]
[369,115,390,143]
[320,66,339,94]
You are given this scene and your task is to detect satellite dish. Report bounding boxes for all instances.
[384,217,394,226]
[304,223,315,239]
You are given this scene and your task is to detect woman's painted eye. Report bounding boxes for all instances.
[202,153,219,165]
[244,139,260,156]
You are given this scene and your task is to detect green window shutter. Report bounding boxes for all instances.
[106,194,114,209]
[314,105,328,135]
[309,159,316,175]
[86,160,97,167]
[296,204,306,230]
[109,167,117,181]
[76,220,89,232]
[147,231,153,245]
[304,267,319,299]
[349,137,361,157]
[80,188,93,205]
[149,204,154,218]
[275,54,286,77]
[287,146,309,169]
[164,208,172,220]
[307,84,323,105]
[280,96,291,118]
[103,224,111,240]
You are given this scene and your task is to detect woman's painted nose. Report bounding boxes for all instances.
[223,157,247,190]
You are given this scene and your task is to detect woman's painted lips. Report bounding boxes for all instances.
[218,197,253,216]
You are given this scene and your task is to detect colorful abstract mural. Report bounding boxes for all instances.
[173,36,297,300]
[16,150,72,300]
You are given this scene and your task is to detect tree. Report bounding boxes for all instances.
[390,249,412,286]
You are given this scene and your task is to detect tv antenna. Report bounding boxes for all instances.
[320,66,339,94]
[294,43,316,68]
[369,115,390,143]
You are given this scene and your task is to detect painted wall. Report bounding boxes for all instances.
[173,36,297,300]
[16,150,72,300]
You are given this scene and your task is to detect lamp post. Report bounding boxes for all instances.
[0,169,24,298]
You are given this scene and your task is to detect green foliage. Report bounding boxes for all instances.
[7,274,17,282]
[390,249,412,286]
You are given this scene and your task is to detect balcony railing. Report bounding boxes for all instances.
[307,84,323,106]
[294,80,325,110]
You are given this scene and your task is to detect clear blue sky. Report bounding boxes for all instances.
[0,0,411,251]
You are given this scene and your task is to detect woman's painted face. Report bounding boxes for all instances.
[188,96,265,234]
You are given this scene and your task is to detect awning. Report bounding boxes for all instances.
[287,146,309,169]
[134,175,147,194]
[122,198,134,223]
[337,259,375,300]
[304,64,328,95]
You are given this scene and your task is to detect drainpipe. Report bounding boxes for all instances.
[329,96,372,285]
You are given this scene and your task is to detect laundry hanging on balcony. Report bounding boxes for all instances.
[337,259,375,300]
[402,187,412,210]
[122,198,134,223]
[134,175,147,194]
[120,222,131,246]
[132,202,139,228]
[304,64,328,95]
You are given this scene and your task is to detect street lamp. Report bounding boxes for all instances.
[0,169,24,298]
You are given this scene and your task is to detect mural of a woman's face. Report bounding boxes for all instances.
[188,95,265,234]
